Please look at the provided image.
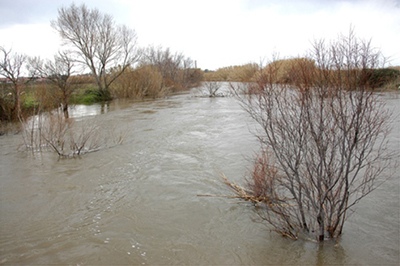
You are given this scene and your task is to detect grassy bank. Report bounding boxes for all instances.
[70,85,104,105]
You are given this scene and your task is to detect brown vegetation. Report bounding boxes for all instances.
[204,63,259,82]
[28,51,76,118]
[110,65,163,99]
[254,57,316,84]
[110,46,203,99]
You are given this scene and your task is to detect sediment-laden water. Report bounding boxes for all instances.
[1,86,399,265]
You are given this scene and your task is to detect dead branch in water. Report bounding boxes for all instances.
[198,174,274,205]
[198,173,299,240]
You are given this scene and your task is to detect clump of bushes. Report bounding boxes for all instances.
[110,46,203,100]
[78,89,103,104]
[0,86,15,121]
[70,85,103,104]
[0,83,58,122]
[367,68,400,89]
[254,58,316,84]
[252,58,400,90]
[110,65,164,99]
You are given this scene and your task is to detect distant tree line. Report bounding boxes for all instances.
[204,59,400,88]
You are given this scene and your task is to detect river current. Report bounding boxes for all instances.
[1,86,399,265]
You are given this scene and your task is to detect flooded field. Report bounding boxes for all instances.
[0,86,399,265]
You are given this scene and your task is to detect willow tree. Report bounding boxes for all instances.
[51,3,140,100]
[235,29,395,242]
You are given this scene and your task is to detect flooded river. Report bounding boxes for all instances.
[1,86,399,265]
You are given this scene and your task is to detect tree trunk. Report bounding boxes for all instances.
[317,211,325,242]
[14,84,20,120]
[63,103,69,119]
[62,92,69,119]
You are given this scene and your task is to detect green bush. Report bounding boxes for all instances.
[70,84,106,104]
[367,68,400,88]
[23,92,39,109]
[72,89,102,104]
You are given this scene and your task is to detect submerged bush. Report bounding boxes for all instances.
[20,110,125,157]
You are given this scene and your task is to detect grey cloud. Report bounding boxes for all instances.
[0,0,122,28]
[0,0,69,28]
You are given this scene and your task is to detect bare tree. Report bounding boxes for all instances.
[141,46,200,91]
[51,3,140,100]
[29,51,75,118]
[201,81,222,97]
[142,46,183,87]
[233,29,395,241]
[179,57,203,89]
[0,46,27,120]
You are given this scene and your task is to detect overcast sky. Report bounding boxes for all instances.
[0,0,399,70]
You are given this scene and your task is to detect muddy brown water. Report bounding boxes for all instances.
[1,86,399,265]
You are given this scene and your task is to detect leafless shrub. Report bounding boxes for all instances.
[141,46,202,92]
[200,81,223,97]
[28,51,76,118]
[231,29,396,242]
[20,109,125,157]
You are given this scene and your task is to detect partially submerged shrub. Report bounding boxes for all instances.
[20,110,125,157]
[110,65,164,99]
[228,29,395,242]
[199,81,223,97]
